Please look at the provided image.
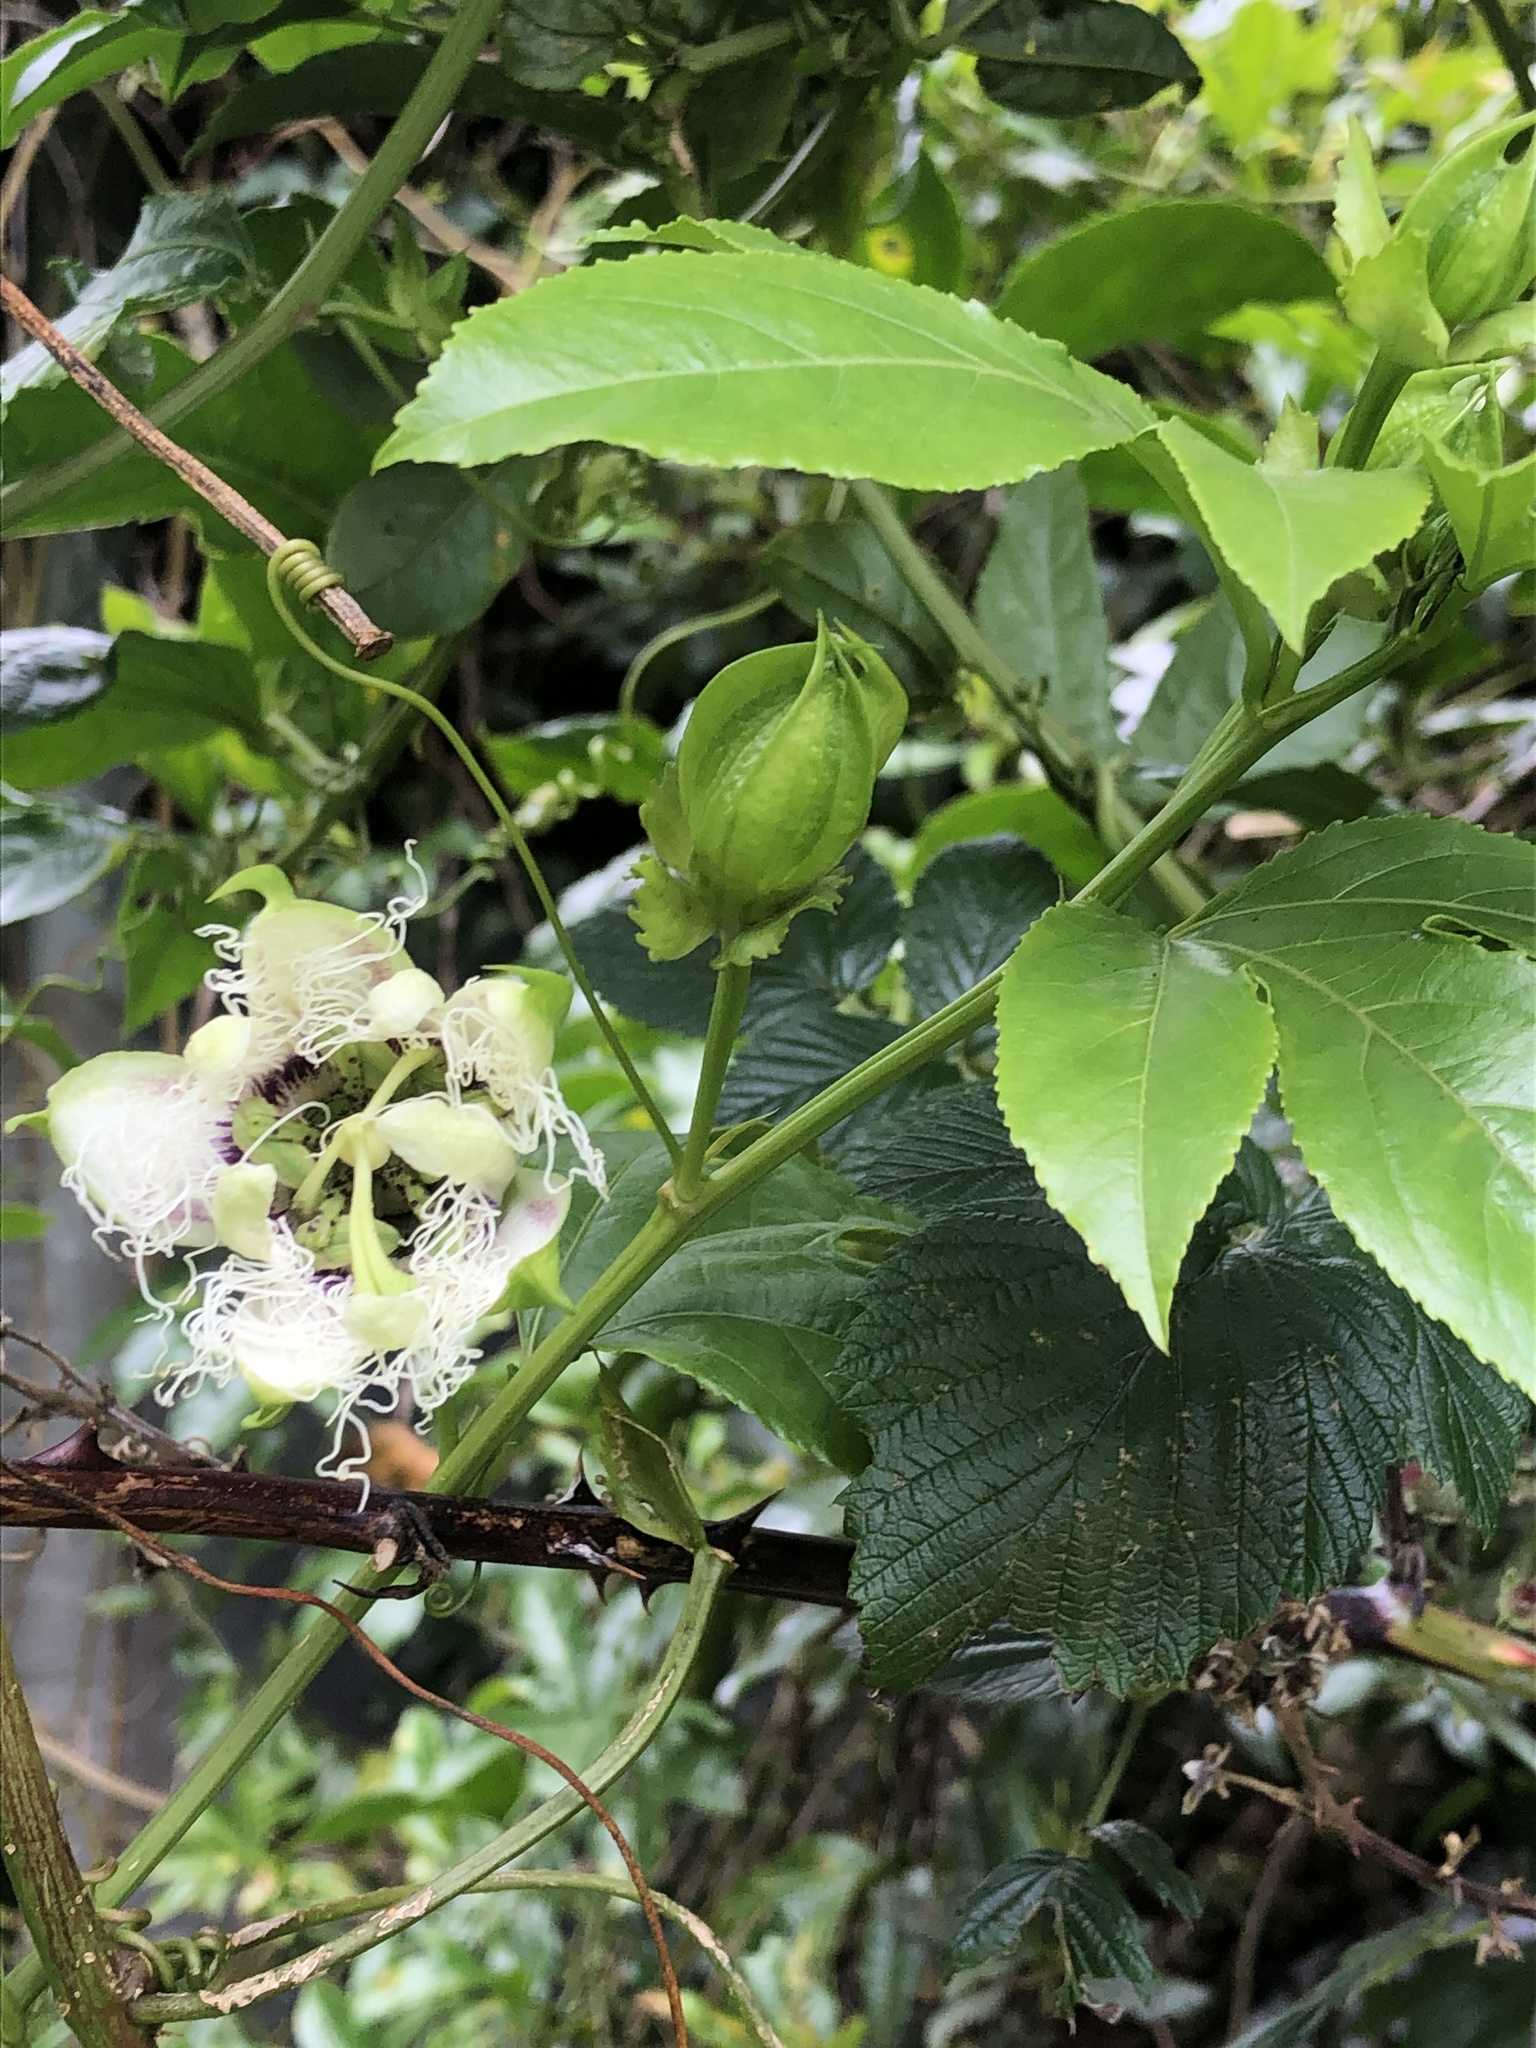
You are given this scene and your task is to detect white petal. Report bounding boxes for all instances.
[211,1162,278,1262]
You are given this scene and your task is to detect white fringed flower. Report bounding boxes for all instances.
[441,969,605,1190]
[43,1052,234,1266]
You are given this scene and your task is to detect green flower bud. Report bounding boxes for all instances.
[1395,113,1536,329]
[653,620,906,937]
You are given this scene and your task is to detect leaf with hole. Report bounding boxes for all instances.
[1183,815,1536,1388]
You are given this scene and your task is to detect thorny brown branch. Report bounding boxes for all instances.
[3,1457,692,2045]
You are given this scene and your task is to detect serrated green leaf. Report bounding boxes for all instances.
[1423,443,1536,592]
[904,837,1057,1021]
[997,201,1334,361]
[551,1140,880,1472]
[974,464,1118,755]
[1332,119,1390,268]
[0,789,128,924]
[964,0,1198,119]
[1185,817,1536,1387]
[1091,1820,1203,1922]
[1154,416,1428,650]
[833,1118,1525,1690]
[747,846,902,1023]
[996,900,1276,1348]
[950,1850,1155,2002]
[379,250,1154,490]
[1228,1910,1465,2048]
[0,628,112,732]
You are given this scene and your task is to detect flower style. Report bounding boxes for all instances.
[19,862,601,1483]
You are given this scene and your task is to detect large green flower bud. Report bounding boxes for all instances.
[637,621,905,958]
[1396,113,1536,329]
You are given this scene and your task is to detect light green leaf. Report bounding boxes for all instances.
[911,785,1105,887]
[1340,231,1448,370]
[587,214,793,255]
[1423,442,1536,592]
[379,250,1154,489]
[1185,816,1536,1388]
[996,901,1276,1347]
[1155,416,1429,651]
[1,193,256,399]
[1448,300,1536,362]
[1332,118,1390,266]
[0,789,128,924]
[597,1367,706,1552]
[0,9,179,148]
[997,201,1335,361]
[974,464,1118,754]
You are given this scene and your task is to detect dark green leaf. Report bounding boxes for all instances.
[1,193,256,399]
[1231,764,1385,828]
[326,459,531,637]
[501,0,637,90]
[1091,1821,1203,1922]
[0,790,128,924]
[949,1850,1155,2001]
[904,837,1058,1020]
[974,465,1118,755]
[838,1080,1027,1218]
[1229,1911,1468,2048]
[997,202,1336,361]
[684,51,799,194]
[0,628,112,732]
[762,519,954,694]
[598,1367,707,1548]
[2,635,264,790]
[720,1004,903,1128]
[554,1139,880,1470]
[569,903,716,1035]
[923,1623,1061,1704]
[380,249,1155,490]
[1185,816,1536,1386]
[964,1,1198,118]
[833,1120,1526,1690]
[5,336,382,543]
[747,846,902,1023]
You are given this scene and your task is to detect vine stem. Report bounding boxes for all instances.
[1082,1700,1148,1831]
[0,275,392,660]
[132,1867,786,2047]
[0,0,504,530]
[0,1618,145,2046]
[266,550,683,1167]
[673,962,751,1204]
[126,1548,732,2022]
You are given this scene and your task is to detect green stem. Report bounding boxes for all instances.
[1470,0,1536,112]
[619,589,777,718]
[850,478,1090,788]
[132,1869,785,2047]
[674,962,751,1204]
[1082,1700,1148,1832]
[126,1548,732,2023]
[676,18,798,72]
[0,0,502,529]
[90,86,173,197]
[1326,352,1412,472]
[266,561,683,1167]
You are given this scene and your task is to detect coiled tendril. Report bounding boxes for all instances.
[270,535,344,607]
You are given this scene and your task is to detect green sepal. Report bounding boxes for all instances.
[1340,230,1449,369]
[483,962,574,1037]
[638,761,693,877]
[240,1400,293,1430]
[1448,301,1536,362]
[490,1233,571,1315]
[630,853,716,962]
[3,1108,50,1136]
[713,867,848,967]
[597,1366,707,1554]
[207,863,295,911]
[1332,116,1390,266]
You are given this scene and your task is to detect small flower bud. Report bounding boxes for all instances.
[367,967,445,1038]
[212,1162,278,1263]
[376,1098,519,1201]
[1396,113,1536,329]
[654,621,906,935]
